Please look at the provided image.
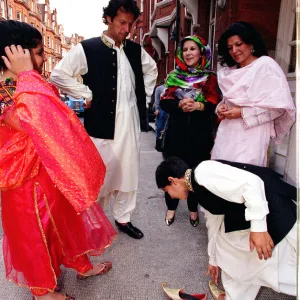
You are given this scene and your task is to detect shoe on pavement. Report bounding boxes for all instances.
[115,221,144,239]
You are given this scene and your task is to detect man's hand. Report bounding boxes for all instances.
[82,99,92,109]
[154,110,160,116]
[250,232,274,260]
[206,264,220,285]
[222,106,241,120]
[1,45,33,75]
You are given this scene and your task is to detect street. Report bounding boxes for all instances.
[0,130,296,300]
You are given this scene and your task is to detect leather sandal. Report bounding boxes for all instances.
[33,295,74,300]
[208,280,225,300]
[77,261,112,280]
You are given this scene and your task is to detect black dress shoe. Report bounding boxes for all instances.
[189,215,199,227]
[115,221,144,239]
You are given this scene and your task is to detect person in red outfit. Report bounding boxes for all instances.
[0,20,117,300]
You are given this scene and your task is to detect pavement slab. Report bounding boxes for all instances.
[0,131,296,300]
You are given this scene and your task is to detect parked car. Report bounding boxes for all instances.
[64,95,85,116]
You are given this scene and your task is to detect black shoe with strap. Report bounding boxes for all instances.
[115,221,144,239]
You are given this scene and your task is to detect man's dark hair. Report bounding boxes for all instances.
[218,21,268,67]
[0,20,42,71]
[156,157,189,189]
[102,0,140,24]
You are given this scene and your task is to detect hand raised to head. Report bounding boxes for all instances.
[1,45,33,76]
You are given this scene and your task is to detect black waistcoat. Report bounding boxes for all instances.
[81,37,147,139]
[191,160,296,245]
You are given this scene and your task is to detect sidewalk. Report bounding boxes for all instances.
[0,131,296,300]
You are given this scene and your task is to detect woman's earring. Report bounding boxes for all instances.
[251,46,255,53]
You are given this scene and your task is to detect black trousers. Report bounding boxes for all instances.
[165,191,198,213]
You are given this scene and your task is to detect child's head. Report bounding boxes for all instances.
[0,20,45,73]
[155,157,189,200]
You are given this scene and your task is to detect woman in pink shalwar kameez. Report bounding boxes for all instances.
[210,22,295,167]
[208,21,296,300]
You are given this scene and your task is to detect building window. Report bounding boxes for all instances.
[47,37,50,48]
[16,11,22,21]
[140,0,144,12]
[24,15,28,23]
[48,56,52,72]
[31,23,34,27]
[8,6,13,19]
[0,0,5,18]
[208,0,216,69]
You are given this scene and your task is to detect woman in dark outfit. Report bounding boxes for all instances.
[160,35,220,226]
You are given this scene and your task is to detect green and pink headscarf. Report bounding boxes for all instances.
[163,35,218,104]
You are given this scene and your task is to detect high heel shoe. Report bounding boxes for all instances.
[189,215,199,227]
[165,214,175,226]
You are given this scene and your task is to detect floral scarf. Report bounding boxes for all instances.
[164,35,215,103]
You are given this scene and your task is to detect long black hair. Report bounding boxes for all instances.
[218,21,268,67]
[0,20,42,70]
[102,0,140,24]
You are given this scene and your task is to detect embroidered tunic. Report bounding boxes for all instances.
[0,71,117,293]
[211,56,295,166]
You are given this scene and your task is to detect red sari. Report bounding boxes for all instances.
[0,71,117,295]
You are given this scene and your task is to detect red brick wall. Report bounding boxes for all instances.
[197,0,210,40]
[215,0,281,52]
[155,2,176,19]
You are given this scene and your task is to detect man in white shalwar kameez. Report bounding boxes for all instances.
[50,0,158,239]
[155,158,296,300]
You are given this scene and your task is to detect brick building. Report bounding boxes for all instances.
[130,0,298,185]
[0,0,83,78]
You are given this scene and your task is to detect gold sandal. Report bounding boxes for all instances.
[77,261,112,280]
[208,280,225,300]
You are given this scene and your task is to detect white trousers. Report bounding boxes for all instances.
[99,190,137,223]
[220,224,297,300]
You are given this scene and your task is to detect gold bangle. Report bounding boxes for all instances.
[197,102,204,111]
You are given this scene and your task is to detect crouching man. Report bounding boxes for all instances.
[155,157,296,300]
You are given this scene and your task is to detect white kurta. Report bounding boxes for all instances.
[50,34,158,198]
[194,161,296,298]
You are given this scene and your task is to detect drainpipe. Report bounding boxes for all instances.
[175,0,180,53]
